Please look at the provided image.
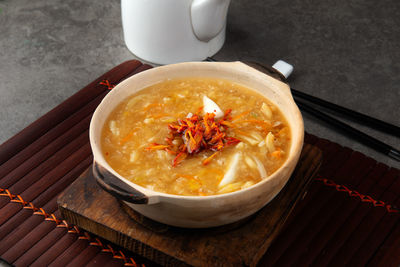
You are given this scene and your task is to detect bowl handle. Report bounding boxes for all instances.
[242,61,288,83]
[93,162,150,204]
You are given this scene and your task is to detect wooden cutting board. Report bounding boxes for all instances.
[58,144,322,267]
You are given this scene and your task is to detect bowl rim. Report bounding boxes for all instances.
[89,61,304,201]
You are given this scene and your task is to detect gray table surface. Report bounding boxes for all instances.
[1,0,399,169]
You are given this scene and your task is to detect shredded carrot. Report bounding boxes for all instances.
[236,119,272,133]
[145,143,170,150]
[196,106,204,114]
[270,149,281,159]
[179,174,196,180]
[202,151,219,165]
[179,174,203,185]
[235,119,271,127]
[232,110,251,121]
[119,128,140,144]
[203,168,224,176]
[277,127,289,136]
[173,152,188,167]
[234,129,253,138]
[143,103,164,112]
[150,113,171,119]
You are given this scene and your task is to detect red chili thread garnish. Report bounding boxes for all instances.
[146,108,241,166]
[99,80,115,90]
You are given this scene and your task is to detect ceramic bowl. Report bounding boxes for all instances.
[89,61,304,228]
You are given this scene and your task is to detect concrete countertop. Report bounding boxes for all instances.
[0,0,399,168]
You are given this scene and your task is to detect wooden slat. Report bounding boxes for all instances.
[31,155,92,208]
[298,166,395,265]
[0,132,90,216]
[327,166,396,265]
[0,116,91,188]
[0,208,34,240]
[0,91,105,179]
[291,153,376,265]
[84,252,121,267]
[0,61,145,195]
[367,177,400,266]
[349,177,400,266]
[125,63,153,77]
[65,245,102,267]
[303,132,319,145]
[0,60,142,165]
[277,137,331,227]
[0,158,90,237]
[368,204,400,266]
[1,210,61,263]
[13,224,68,266]
[0,194,58,240]
[48,238,95,267]
[20,143,92,202]
[0,202,24,227]
[30,232,78,267]
[260,141,352,265]
[0,211,47,255]
[271,151,377,266]
[311,167,399,266]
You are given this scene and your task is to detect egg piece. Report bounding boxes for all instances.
[203,95,224,118]
[219,153,241,187]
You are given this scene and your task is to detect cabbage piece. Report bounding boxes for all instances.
[266,132,275,152]
[261,103,272,119]
[252,156,267,179]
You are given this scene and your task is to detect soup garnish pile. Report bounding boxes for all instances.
[102,78,291,196]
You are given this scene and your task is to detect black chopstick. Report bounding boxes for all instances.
[291,88,400,137]
[296,99,400,161]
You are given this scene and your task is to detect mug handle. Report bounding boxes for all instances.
[191,0,231,41]
[93,162,149,204]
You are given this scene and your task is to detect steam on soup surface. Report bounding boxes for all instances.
[101,78,291,196]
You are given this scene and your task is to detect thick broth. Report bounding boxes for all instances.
[101,78,291,196]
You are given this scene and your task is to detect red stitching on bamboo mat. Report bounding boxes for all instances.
[0,188,142,267]
[315,178,399,213]
[100,80,115,90]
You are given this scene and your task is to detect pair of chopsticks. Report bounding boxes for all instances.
[291,88,400,161]
[205,58,400,161]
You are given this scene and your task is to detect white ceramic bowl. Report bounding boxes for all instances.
[89,61,304,228]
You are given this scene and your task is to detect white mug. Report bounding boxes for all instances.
[121,0,231,65]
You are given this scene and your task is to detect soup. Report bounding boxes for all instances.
[101,78,291,196]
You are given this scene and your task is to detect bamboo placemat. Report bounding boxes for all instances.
[0,60,399,266]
